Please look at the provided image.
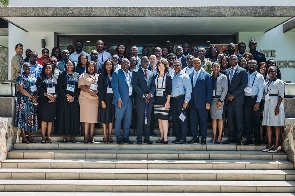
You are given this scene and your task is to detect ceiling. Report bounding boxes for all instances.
[4,17,290,35]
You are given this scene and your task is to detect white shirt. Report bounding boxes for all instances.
[69,51,90,63]
[183,66,194,75]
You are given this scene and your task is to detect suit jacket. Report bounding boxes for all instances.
[210,73,228,102]
[112,69,133,106]
[226,65,247,105]
[10,54,24,80]
[132,68,156,104]
[190,69,213,110]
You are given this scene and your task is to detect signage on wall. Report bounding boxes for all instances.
[259,50,295,68]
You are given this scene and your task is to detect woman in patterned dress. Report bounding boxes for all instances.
[14,62,39,144]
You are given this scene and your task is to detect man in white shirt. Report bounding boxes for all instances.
[96,40,112,64]
[69,40,89,63]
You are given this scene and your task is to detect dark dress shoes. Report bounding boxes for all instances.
[244,140,253,145]
[117,139,123,144]
[143,139,153,144]
[136,140,142,144]
[236,141,243,145]
[175,140,186,144]
[163,141,168,144]
[201,139,206,145]
[187,138,199,144]
[222,139,235,144]
[156,139,164,143]
[172,139,179,144]
[123,138,133,144]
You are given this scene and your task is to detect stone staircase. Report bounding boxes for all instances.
[0,129,294,195]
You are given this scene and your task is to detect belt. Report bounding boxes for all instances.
[212,96,221,98]
[269,94,278,96]
[171,94,185,99]
[245,95,257,98]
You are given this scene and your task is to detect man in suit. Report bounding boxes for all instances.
[223,55,247,145]
[132,56,156,144]
[112,58,134,144]
[187,58,213,145]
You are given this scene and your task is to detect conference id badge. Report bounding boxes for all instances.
[213,90,216,96]
[129,87,133,96]
[47,87,55,94]
[179,113,186,122]
[145,117,148,125]
[265,93,270,101]
[66,84,75,92]
[107,87,113,94]
[156,90,164,97]
[30,85,37,92]
[244,87,252,94]
[90,84,98,91]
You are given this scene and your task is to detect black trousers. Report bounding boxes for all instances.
[170,95,187,141]
[244,96,261,143]
[136,100,153,141]
[226,102,243,142]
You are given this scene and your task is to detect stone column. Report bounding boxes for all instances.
[0,117,17,162]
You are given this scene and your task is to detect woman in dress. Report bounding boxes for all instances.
[210,62,228,144]
[36,63,58,143]
[76,54,88,75]
[262,66,285,153]
[98,59,115,143]
[14,62,38,144]
[57,60,80,143]
[78,61,99,143]
[154,59,172,144]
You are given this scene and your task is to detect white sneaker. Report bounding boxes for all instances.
[268,146,281,153]
[262,145,274,152]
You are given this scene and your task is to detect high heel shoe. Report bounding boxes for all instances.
[108,138,113,143]
[262,145,274,152]
[41,139,46,143]
[163,141,168,144]
[156,139,164,143]
[28,136,36,143]
[46,137,52,143]
[268,146,281,153]
[103,138,108,144]
[22,138,30,144]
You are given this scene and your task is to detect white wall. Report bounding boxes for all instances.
[9,0,295,7]
[238,24,295,83]
[0,36,8,47]
[8,24,55,79]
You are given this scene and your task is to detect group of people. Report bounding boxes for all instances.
[11,38,285,153]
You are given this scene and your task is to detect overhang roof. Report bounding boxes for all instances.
[0,7,293,35]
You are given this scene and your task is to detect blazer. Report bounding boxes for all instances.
[132,68,156,104]
[210,73,228,102]
[226,65,247,105]
[190,69,213,110]
[112,69,133,106]
[98,72,112,103]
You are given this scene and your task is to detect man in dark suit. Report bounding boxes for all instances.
[187,58,213,145]
[112,58,134,144]
[132,56,156,144]
[223,55,247,145]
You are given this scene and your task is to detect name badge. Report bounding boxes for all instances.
[107,87,113,94]
[47,87,55,94]
[30,85,37,92]
[90,84,98,91]
[244,87,252,94]
[265,94,270,101]
[156,90,164,97]
[129,87,133,96]
[179,113,186,122]
[213,90,216,96]
[66,84,75,92]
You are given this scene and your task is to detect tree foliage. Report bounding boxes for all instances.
[0,0,8,7]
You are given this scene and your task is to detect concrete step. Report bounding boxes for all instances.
[13,143,268,151]
[0,180,294,192]
[0,168,294,181]
[7,149,287,160]
[1,193,294,196]
[2,159,293,170]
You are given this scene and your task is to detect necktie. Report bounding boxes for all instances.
[144,69,147,79]
[230,69,234,82]
[193,71,198,87]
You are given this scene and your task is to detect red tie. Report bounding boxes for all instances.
[144,69,147,79]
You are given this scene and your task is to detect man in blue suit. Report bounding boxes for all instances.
[222,55,247,145]
[112,58,134,144]
[133,56,156,144]
[187,58,213,145]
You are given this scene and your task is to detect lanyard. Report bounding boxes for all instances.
[125,71,132,86]
[248,73,257,87]
[156,74,166,89]
[266,79,276,93]
[145,103,148,118]
[101,51,104,62]
[212,76,217,90]
[66,73,76,85]
[88,74,97,83]
[45,75,54,87]
[106,76,112,87]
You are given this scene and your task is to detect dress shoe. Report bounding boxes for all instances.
[123,138,133,144]
[144,139,153,144]
[136,140,142,144]
[156,139,164,143]
[244,141,253,145]
[201,139,206,145]
[175,140,186,144]
[236,141,243,145]
[172,139,179,144]
[187,138,199,144]
[117,139,123,144]
[222,139,235,144]
[254,142,261,145]
[163,141,168,144]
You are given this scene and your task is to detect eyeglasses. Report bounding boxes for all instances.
[43,51,49,54]
[50,60,57,63]
[142,60,149,63]
[112,57,119,60]
[268,70,275,73]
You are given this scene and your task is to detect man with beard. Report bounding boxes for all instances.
[69,40,89,63]
[182,55,194,75]
[249,39,266,64]
[96,40,112,64]
[161,47,168,59]
[243,60,264,145]
[175,46,187,68]
[166,41,174,54]
[37,48,51,66]
[167,53,176,75]
[227,43,236,56]
[153,47,162,62]
[182,43,190,58]
[130,46,140,67]
[237,42,246,60]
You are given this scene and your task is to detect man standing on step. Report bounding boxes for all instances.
[187,58,212,145]
[132,56,156,144]
[112,58,134,144]
[223,55,247,145]
[243,60,264,145]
